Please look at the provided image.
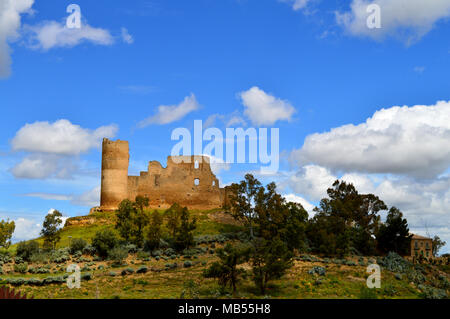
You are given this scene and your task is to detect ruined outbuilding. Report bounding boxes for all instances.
[99,138,229,211]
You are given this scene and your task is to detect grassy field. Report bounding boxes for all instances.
[1,209,449,299]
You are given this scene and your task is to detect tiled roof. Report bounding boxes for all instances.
[410,233,432,240]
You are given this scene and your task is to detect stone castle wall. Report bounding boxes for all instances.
[100,138,228,210]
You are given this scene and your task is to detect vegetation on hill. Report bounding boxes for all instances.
[0,175,448,299]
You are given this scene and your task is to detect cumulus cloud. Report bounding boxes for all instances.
[121,27,134,44]
[286,165,337,201]
[138,93,200,127]
[12,119,118,155]
[0,0,34,78]
[290,100,450,179]
[240,87,296,126]
[12,217,41,242]
[11,119,117,179]
[24,20,114,50]
[336,0,450,43]
[11,154,77,179]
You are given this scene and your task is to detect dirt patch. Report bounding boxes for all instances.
[208,211,243,226]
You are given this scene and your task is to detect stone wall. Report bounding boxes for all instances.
[100,139,228,210]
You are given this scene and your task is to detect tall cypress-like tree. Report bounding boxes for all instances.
[376,207,411,255]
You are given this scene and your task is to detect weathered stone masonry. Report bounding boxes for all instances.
[100,138,229,211]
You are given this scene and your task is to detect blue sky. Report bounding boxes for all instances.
[0,0,449,253]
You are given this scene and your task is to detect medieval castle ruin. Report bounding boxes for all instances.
[100,138,229,211]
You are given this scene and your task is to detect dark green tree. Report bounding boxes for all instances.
[115,197,150,247]
[174,207,197,251]
[0,219,15,249]
[203,243,250,293]
[376,207,412,255]
[307,180,386,256]
[144,211,163,250]
[41,210,63,250]
[227,174,262,238]
[250,237,293,295]
[165,203,183,237]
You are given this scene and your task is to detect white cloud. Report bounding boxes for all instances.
[287,165,337,201]
[279,0,313,11]
[283,193,315,215]
[71,186,100,207]
[11,119,117,179]
[201,155,231,176]
[138,93,200,127]
[291,100,450,179]
[0,0,34,78]
[336,0,450,43]
[204,111,247,128]
[22,192,72,201]
[25,20,114,50]
[12,217,41,242]
[12,119,118,155]
[20,186,101,207]
[11,153,77,179]
[121,27,134,44]
[240,86,296,126]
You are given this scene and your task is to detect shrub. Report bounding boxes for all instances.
[14,262,28,274]
[92,229,119,258]
[16,241,40,261]
[81,273,92,281]
[108,247,128,265]
[69,238,88,254]
[30,252,49,264]
[418,284,448,299]
[124,244,138,253]
[184,261,192,268]
[308,266,326,276]
[109,271,117,276]
[121,268,134,276]
[136,266,148,274]
[83,245,97,256]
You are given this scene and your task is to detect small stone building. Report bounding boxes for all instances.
[410,234,433,259]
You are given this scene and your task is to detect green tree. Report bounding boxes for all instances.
[227,174,262,238]
[165,203,183,237]
[376,207,412,255]
[307,180,386,256]
[92,229,119,258]
[174,207,196,251]
[250,237,293,295]
[204,243,250,293]
[432,235,446,256]
[144,211,163,250]
[115,197,150,247]
[41,210,63,250]
[0,219,15,249]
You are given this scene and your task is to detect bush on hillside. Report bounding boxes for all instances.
[92,229,119,258]
[16,241,40,261]
[69,238,88,254]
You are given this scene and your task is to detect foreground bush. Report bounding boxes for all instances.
[16,241,40,261]
[69,238,88,254]
[92,229,119,258]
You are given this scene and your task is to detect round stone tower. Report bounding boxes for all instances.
[100,138,129,210]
